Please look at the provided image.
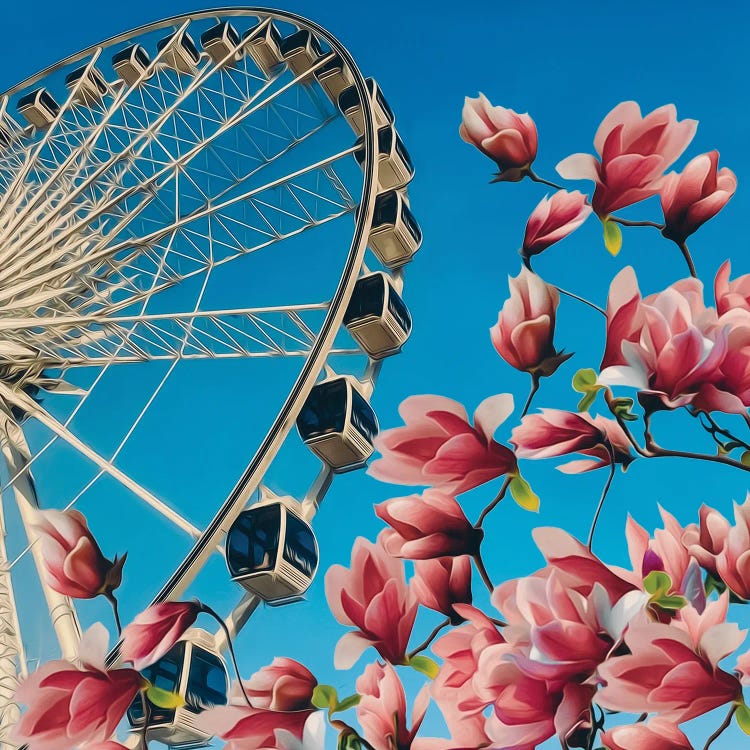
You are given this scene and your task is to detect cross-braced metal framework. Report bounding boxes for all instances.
[0,8,410,748]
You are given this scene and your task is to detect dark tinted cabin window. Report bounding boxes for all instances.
[112,45,150,69]
[226,504,281,577]
[373,191,398,228]
[127,642,184,725]
[158,33,199,61]
[296,378,348,439]
[387,286,412,334]
[350,389,378,442]
[343,274,385,324]
[282,514,318,577]
[393,134,414,173]
[185,648,228,713]
[280,30,322,58]
[201,22,239,47]
[401,202,422,243]
[244,21,281,45]
[374,85,394,123]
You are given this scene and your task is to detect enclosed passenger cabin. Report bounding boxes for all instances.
[201,21,240,65]
[112,45,151,86]
[367,189,422,268]
[280,29,323,79]
[127,629,228,747]
[226,496,318,602]
[65,66,108,105]
[243,21,283,77]
[344,272,412,359]
[297,377,378,471]
[157,31,201,75]
[314,54,354,103]
[17,89,59,129]
[354,125,414,192]
[338,78,394,137]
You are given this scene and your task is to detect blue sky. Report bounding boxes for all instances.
[2,1,750,748]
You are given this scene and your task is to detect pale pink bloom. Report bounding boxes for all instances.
[376,489,481,559]
[356,662,432,750]
[272,712,327,750]
[86,744,133,750]
[599,267,726,409]
[31,508,124,600]
[522,190,592,258]
[431,605,504,746]
[324,533,417,669]
[557,101,697,217]
[511,409,633,473]
[600,718,693,749]
[491,267,569,375]
[601,266,648,369]
[682,503,731,579]
[411,556,472,622]
[459,94,538,180]
[243,658,316,712]
[121,601,200,671]
[368,393,516,494]
[12,624,143,750]
[198,701,312,750]
[661,151,737,244]
[715,260,750,317]
[597,595,744,722]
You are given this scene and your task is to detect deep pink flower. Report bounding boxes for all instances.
[600,718,693,750]
[375,489,481,559]
[30,508,124,600]
[557,101,697,217]
[411,556,472,622]
[715,260,750,317]
[522,190,592,258]
[682,503,731,580]
[491,267,570,375]
[368,393,517,494]
[511,409,633,473]
[661,151,737,244]
[121,601,201,671]
[243,658,316,712]
[13,625,144,750]
[356,662,432,750]
[597,595,744,722]
[325,533,417,668]
[459,94,538,181]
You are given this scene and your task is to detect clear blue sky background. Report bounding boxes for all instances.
[2,1,750,748]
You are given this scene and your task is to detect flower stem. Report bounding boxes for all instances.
[610,216,664,230]
[330,720,377,750]
[555,285,607,317]
[104,592,122,636]
[689,408,750,452]
[521,374,540,418]
[200,604,253,708]
[407,617,451,659]
[702,703,737,750]
[677,240,697,278]
[472,551,495,595]
[139,689,151,750]
[587,443,617,552]
[527,169,566,192]
[475,476,511,529]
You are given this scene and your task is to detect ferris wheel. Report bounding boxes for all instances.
[0,8,421,748]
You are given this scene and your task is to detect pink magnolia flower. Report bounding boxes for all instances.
[682,503,730,580]
[597,595,744,722]
[557,101,697,217]
[121,601,201,671]
[431,604,505,747]
[368,393,517,494]
[600,718,693,750]
[356,662,432,750]
[511,409,633,473]
[411,556,472,622]
[375,489,481,559]
[491,267,570,375]
[325,533,417,669]
[30,508,124,600]
[522,190,592,258]
[661,151,737,244]
[715,260,750,317]
[243,657,316,711]
[86,744,133,750]
[13,624,144,750]
[459,94,538,181]
[599,267,726,409]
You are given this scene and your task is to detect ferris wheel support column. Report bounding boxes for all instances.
[0,403,82,663]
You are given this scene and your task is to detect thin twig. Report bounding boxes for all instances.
[200,604,253,708]
[555,285,607,317]
[475,476,511,529]
[527,169,566,191]
[587,443,617,552]
[521,374,540,418]
[677,239,697,278]
[472,552,495,594]
[689,408,750,452]
[610,216,664,230]
[407,617,451,659]
[139,689,151,750]
[702,703,737,750]
[105,592,122,635]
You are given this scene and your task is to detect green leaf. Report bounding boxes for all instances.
[146,685,185,709]
[736,702,750,735]
[643,570,672,597]
[609,396,638,422]
[509,473,540,512]
[603,218,623,256]
[334,694,362,713]
[577,390,598,413]
[338,733,363,750]
[705,570,727,597]
[312,684,338,710]
[572,368,598,392]
[408,655,440,680]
